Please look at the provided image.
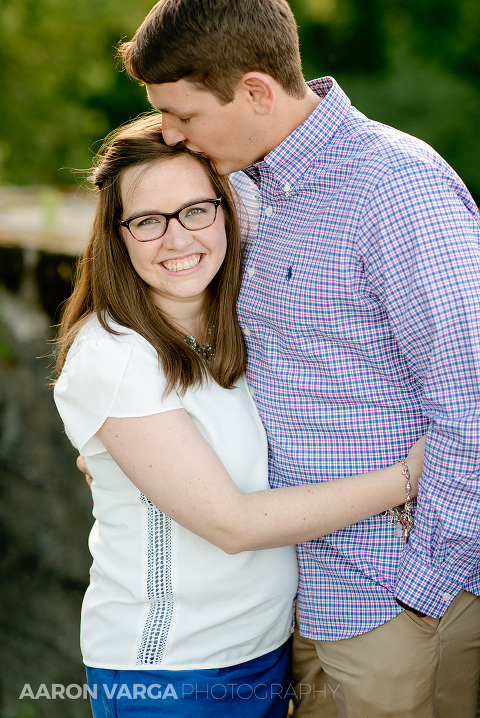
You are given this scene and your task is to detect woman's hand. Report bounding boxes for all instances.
[404,434,426,498]
[77,455,93,490]
[399,435,440,628]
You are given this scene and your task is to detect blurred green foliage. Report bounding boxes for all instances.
[0,0,479,201]
[292,0,480,200]
[0,0,153,185]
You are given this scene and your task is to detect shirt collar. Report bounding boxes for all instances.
[243,77,351,190]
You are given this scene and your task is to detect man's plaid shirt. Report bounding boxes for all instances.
[233,77,480,640]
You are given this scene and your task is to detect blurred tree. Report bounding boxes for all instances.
[291,0,480,202]
[0,0,152,186]
[0,0,478,201]
[291,0,387,77]
[400,0,480,87]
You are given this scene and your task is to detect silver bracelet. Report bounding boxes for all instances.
[383,459,414,544]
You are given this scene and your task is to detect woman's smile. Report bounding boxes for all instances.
[161,252,203,273]
[120,155,227,316]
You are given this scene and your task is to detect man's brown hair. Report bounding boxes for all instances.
[119,0,306,103]
[55,114,246,394]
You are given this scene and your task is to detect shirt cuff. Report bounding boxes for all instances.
[394,548,461,618]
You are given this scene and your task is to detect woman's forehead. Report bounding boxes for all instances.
[120,156,215,211]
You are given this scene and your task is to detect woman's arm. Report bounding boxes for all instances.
[98,409,424,554]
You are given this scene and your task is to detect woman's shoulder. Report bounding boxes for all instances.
[55,315,182,455]
[69,314,156,361]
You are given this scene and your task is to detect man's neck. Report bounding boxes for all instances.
[259,85,322,160]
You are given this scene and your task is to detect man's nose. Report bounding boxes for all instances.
[161,116,187,146]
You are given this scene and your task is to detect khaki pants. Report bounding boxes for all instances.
[293,591,480,717]
[291,616,339,717]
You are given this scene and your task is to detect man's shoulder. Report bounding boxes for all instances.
[338,109,451,180]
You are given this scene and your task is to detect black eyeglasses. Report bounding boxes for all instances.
[120,198,223,242]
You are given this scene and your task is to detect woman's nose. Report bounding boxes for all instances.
[161,218,192,249]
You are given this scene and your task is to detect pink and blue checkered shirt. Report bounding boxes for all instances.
[232,77,480,640]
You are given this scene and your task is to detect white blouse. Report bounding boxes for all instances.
[54,315,298,670]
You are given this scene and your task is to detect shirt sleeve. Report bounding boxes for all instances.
[359,160,480,616]
[54,329,183,457]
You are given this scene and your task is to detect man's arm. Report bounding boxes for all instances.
[360,160,480,617]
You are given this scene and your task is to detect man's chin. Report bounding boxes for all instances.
[211,159,245,176]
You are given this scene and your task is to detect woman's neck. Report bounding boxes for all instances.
[177,317,207,343]
[155,294,207,343]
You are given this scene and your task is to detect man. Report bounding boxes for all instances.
[115,1,480,715]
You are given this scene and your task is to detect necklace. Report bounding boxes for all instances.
[184,329,215,362]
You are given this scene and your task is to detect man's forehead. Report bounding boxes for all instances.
[146,80,217,114]
[146,87,183,114]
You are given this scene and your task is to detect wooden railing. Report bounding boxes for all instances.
[0,186,95,256]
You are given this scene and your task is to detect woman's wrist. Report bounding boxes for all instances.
[383,459,414,544]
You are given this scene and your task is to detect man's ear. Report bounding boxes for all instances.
[238,72,276,115]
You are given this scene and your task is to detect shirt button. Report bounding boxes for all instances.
[442,592,452,602]
[265,206,273,217]
[283,183,291,192]
[243,327,251,337]
[247,267,255,277]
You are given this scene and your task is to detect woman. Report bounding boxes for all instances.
[54,115,424,718]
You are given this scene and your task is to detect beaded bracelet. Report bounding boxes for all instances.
[382,459,414,544]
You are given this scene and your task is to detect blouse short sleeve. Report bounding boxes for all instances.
[54,318,183,456]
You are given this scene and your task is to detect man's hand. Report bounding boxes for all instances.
[77,455,93,489]
[396,599,441,629]
[419,615,440,629]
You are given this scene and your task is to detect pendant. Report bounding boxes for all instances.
[184,332,215,361]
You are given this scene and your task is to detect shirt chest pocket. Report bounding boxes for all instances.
[248,237,385,343]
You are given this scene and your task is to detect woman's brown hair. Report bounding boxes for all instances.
[54,113,246,394]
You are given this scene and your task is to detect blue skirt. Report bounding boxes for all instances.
[86,639,292,717]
